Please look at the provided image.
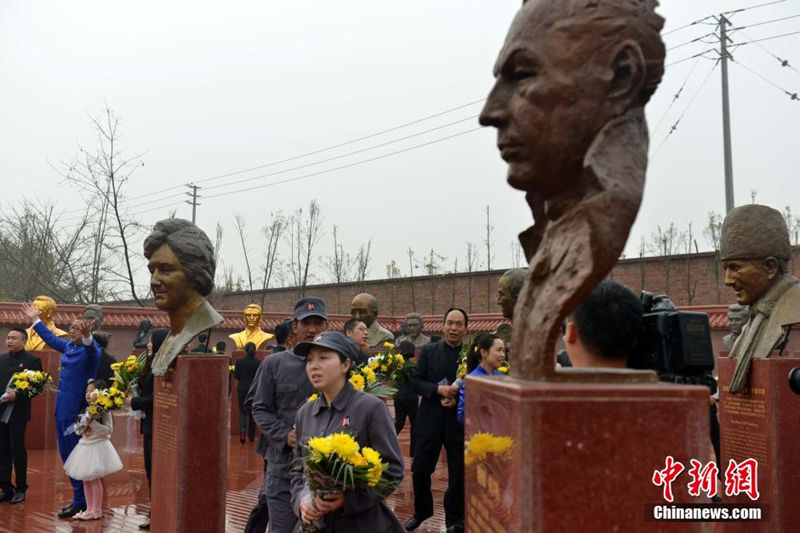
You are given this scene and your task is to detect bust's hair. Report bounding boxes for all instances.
[33,295,57,317]
[501,269,527,298]
[245,303,262,314]
[531,0,665,106]
[405,312,423,322]
[144,219,216,296]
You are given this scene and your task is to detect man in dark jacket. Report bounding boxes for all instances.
[407,308,468,533]
[235,342,261,443]
[0,327,43,504]
[92,333,117,382]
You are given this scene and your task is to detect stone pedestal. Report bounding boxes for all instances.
[464,376,710,532]
[718,355,800,532]
[151,354,229,533]
[27,350,60,450]
[229,350,269,435]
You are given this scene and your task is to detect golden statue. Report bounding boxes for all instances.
[25,295,69,351]
[228,303,274,350]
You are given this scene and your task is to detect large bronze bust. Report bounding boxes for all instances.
[479,0,665,381]
[144,219,223,376]
[721,204,800,393]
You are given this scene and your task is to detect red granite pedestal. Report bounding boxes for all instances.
[151,354,229,533]
[718,355,800,533]
[229,350,269,436]
[464,375,710,533]
[27,350,60,450]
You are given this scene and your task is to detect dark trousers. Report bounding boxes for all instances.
[239,411,256,441]
[0,422,27,493]
[243,468,270,533]
[412,436,464,527]
[710,404,721,472]
[55,418,86,507]
[143,433,153,489]
[393,397,418,457]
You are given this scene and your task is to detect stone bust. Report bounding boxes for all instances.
[25,295,69,351]
[228,303,274,350]
[133,319,153,349]
[144,218,223,376]
[723,303,749,351]
[350,293,394,348]
[479,0,665,382]
[721,204,800,393]
[396,312,430,350]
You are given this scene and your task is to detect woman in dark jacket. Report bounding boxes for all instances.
[128,327,168,531]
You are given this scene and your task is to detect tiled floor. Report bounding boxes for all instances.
[0,411,449,533]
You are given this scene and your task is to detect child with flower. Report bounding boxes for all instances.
[62,379,123,520]
[290,331,405,532]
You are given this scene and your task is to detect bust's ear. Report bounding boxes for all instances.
[608,40,646,106]
[763,256,780,280]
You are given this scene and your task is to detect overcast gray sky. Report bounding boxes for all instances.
[1,0,798,294]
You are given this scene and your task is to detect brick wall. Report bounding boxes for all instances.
[211,248,799,315]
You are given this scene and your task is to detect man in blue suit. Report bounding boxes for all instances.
[21,302,100,519]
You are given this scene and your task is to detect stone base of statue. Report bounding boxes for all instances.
[718,355,800,532]
[229,350,270,435]
[464,375,710,532]
[27,350,60,450]
[151,354,229,532]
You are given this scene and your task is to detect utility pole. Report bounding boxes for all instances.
[719,15,735,213]
[185,183,201,223]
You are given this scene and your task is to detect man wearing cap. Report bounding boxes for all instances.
[721,204,800,393]
[251,297,327,533]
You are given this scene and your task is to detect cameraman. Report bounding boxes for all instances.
[562,281,642,369]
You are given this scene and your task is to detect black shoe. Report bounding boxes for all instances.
[0,489,13,502]
[138,521,151,530]
[405,516,429,531]
[60,503,73,512]
[240,432,246,444]
[9,492,24,504]
[58,504,87,518]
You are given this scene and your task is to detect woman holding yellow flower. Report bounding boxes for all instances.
[290,331,405,532]
[456,334,505,426]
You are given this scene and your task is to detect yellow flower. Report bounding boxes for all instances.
[306,393,319,403]
[126,355,138,363]
[347,452,368,467]
[113,397,124,406]
[110,362,122,371]
[329,432,360,459]
[368,360,379,371]
[307,436,333,458]
[15,380,29,390]
[464,432,513,465]
[367,464,383,486]
[361,447,382,466]
[395,354,405,367]
[383,342,395,350]
[498,366,509,374]
[361,367,376,384]
[349,373,364,391]
[88,405,99,416]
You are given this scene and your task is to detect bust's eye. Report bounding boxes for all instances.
[511,68,537,81]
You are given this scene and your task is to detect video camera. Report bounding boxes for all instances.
[628,291,715,378]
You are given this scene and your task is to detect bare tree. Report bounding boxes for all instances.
[354,238,373,286]
[57,105,146,304]
[465,242,479,313]
[484,205,495,311]
[286,200,323,297]
[234,214,254,291]
[450,258,459,307]
[385,260,401,316]
[638,236,646,291]
[324,224,352,312]
[422,248,447,315]
[649,222,685,296]
[783,206,799,245]
[510,240,523,268]
[259,211,286,308]
[407,247,417,312]
[684,222,698,305]
[704,212,723,303]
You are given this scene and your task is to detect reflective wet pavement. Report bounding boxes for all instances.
[0,411,448,533]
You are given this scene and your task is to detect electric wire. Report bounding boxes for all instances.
[732,59,799,100]
[651,55,704,136]
[723,0,787,16]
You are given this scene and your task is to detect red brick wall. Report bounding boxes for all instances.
[212,248,799,315]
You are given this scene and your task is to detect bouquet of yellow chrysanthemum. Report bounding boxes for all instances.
[464,432,513,466]
[367,342,416,386]
[349,365,397,399]
[73,386,127,435]
[111,353,147,393]
[6,369,52,399]
[297,431,396,532]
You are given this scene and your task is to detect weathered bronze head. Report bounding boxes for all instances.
[351,293,378,327]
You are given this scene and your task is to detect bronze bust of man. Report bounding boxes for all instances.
[723,303,749,350]
[721,204,800,393]
[497,269,526,321]
[479,0,665,381]
[350,293,394,348]
[144,219,223,376]
[396,312,430,350]
[229,303,274,350]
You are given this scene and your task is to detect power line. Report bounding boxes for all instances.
[732,58,800,100]
[203,127,482,200]
[731,13,800,30]
[651,55,705,136]
[723,0,787,16]
[652,60,721,157]
[733,29,800,46]
[201,115,478,192]
[667,32,717,52]
[734,27,800,76]
[666,48,719,68]
[663,16,716,36]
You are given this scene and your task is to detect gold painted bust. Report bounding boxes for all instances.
[228,303,274,350]
[25,295,69,351]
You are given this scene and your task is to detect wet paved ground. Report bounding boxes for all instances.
[0,411,448,533]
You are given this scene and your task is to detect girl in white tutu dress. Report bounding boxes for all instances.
[63,379,123,520]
